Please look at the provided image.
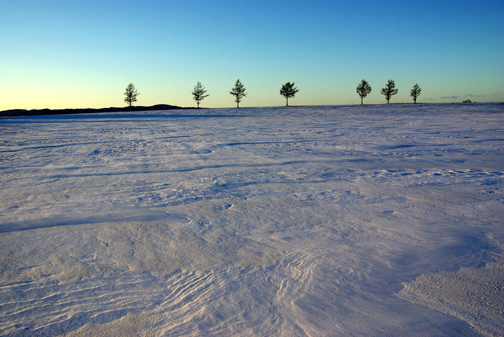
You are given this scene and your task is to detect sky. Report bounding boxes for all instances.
[1,0,503,110]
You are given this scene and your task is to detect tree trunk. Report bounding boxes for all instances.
[361,97,363,105]
[286,97,288,107]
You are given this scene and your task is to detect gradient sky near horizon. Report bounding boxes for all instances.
[1,0,503,110]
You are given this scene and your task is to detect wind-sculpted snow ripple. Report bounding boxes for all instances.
[61,252,337,336]
[0,272,168,336]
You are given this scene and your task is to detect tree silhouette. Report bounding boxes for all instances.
[192,81,209,108]
[230,79,247,108]
[280,82,299,106]
[356,79,372,105]
[124,83,139,107]
[410,83,422,104]
[381,79,398,104]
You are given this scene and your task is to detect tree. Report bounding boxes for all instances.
[410,83,421,104]
[280,82,299,106]
[124,83,139,107]
[381,79,398,104]
[356,79,372,105]
[192,81,209,108]
[230,79,247,108]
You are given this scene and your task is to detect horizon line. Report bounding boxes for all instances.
[3,101,503,114]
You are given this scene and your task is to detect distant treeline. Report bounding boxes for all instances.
[0,104,183,117]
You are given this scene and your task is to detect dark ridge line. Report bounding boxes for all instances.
[0,104,190,117]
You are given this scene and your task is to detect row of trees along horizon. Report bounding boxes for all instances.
[123,79,422,108]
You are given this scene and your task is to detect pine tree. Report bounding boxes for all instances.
[381,79,398,104]
[356,79,372,105]
[192,82,209,108]
[280,82,299,106]
[410,83,422,104]
[230,79,247,108]
[124,83,139,107]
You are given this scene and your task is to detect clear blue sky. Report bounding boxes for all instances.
[1,0,503,109]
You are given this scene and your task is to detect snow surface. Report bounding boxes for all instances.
[0,104,503,336]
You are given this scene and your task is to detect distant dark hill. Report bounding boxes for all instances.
[0,104,185,117]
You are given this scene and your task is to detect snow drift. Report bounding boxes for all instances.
[0,104,502,336]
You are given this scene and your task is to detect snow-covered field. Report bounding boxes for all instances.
[0,104,503,336]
